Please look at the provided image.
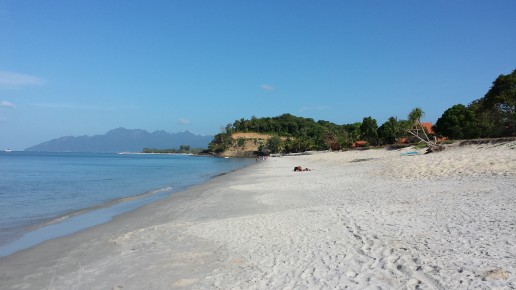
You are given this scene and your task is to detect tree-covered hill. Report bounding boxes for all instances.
[209,68,516,156]
[208,113,412,155]
[434,69,516,139]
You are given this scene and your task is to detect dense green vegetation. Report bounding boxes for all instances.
[142,145,203,154]
[208,113,415,154]
[434,69,516,139]
[209,114,350,153]
[209,68,516,155]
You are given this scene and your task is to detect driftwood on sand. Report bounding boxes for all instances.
[406,128,445,153]
[406,108,445,154]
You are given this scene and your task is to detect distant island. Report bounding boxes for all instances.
[25,128,213,153]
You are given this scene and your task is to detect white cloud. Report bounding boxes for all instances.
[260,84,275,91]
[0,71,46,88]
[0,101,15,122]
[0,100,16,108]
[178,118,190,125]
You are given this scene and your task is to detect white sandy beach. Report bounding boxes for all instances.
[1,141,515,289]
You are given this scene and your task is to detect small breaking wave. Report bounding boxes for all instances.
[38,186,174,228]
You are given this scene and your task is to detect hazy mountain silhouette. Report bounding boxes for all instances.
[25,128,213,152]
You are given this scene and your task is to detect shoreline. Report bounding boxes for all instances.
[0,155,254,258]
[0,156,262,256]
[0,160,267,288]
[1,142,515,289]
[0,186,176,258]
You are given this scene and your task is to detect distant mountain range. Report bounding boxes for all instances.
[25,128,214,153]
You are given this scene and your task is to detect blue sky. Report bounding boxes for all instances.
[1,1,515,150]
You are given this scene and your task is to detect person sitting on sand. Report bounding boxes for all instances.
[294,166,311,172]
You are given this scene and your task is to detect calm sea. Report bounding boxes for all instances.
[0,152,253,257]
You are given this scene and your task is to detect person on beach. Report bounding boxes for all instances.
[294,166,311,171]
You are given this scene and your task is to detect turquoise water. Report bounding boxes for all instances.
[0,152,253,257]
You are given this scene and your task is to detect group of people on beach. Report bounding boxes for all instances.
[256,156,268,162]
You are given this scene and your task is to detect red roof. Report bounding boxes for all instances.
[352,140,367,147]
[421,122,434,134]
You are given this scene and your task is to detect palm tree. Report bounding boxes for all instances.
[406,107,444,153]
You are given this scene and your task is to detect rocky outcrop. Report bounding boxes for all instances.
[220,133,274,157]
